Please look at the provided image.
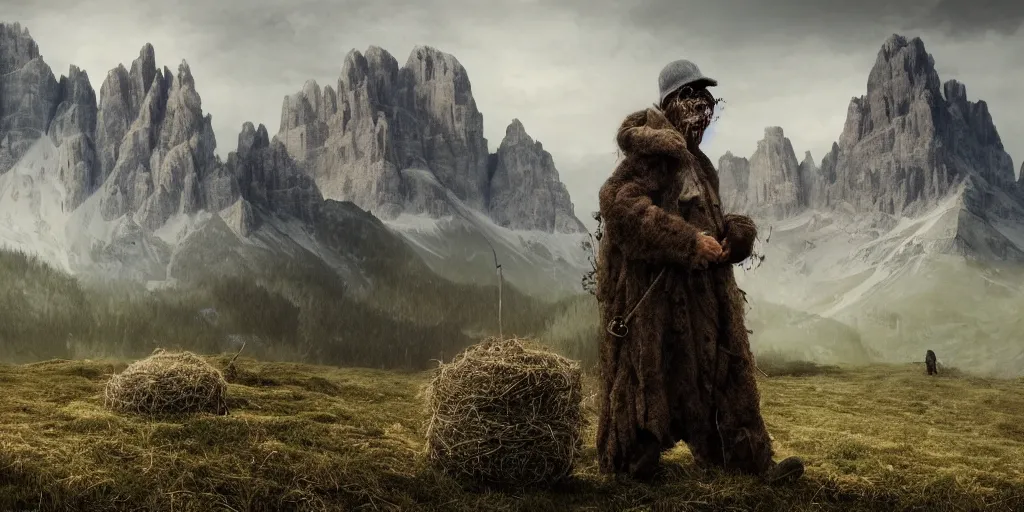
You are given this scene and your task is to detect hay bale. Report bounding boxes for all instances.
[104,349,228,416]
[424,337,585,487]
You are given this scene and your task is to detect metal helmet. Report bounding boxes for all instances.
[658,59,718,107]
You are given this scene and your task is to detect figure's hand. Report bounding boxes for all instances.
[695,233,723,269]
[719,238,731,263]
[720,214,757,264]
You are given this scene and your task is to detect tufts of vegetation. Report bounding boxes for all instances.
[0,357,1021,511]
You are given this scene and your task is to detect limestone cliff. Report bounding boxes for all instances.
[276,46,585,233]
[718,34,1024,261]
[717,151,749,213]
[487,119,585,232]
[0,23,99,210]
[744,127,804,218]
[819,35,1016,215]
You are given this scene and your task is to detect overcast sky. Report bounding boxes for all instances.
[5,0,1023,228]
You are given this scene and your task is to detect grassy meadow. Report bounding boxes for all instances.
[1,248,1023,510]
[0,356,1022,511]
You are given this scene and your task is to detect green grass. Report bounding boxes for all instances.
[0,356,1021,511]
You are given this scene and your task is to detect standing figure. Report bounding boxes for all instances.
[595,59,804,484]
[926,350,938,375]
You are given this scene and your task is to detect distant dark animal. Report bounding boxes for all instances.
[925,350,938,375]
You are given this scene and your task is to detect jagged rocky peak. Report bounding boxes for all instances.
[941,78,1004,155]
[717,151,750,213]
[96,45,226,230]
[488,119,585,233]
[0,22,39,71]
[338,46,401,104]
[131,43,158,94]
[95,43,160,180]
[225,120,321,225]
[859,35,941,134]
[0,22,103,208]
[160,60,214,152]
[50,65,100,209]
[1017,162,1024,199]
[501,118,529,143]
[744,126,804,218]
[49,66,96,140]
[405,45,471,93]
[238,121,270,156]
[271,44,582,233]
[800,151,815,169]
[819,142,839,182]
[278,79,333,159]
[402,44,489,210]
[0,22,60,173]
[798,150,823,207]
[822,33,1016,216]
[340,46,397,83]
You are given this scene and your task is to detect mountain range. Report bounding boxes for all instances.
[2,22,1022,376]
[719,35,1024,377]
[0,22,588,300]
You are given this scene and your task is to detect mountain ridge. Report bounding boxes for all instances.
[274,44,586,234]
[721,33,1024,377]
[0,21,590,300]
[719,33,1024,262]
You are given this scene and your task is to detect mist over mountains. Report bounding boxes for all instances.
[718,35,1024,376]
[1,22,1022,376]
[721,35,1024,246]
[0,21,588,299]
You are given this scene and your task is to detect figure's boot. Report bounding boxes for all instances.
[627,430,663,481]
[764,456,804,484]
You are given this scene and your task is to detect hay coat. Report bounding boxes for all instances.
[595,108,773,477]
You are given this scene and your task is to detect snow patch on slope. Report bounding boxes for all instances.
[818,189,963,317]
[154,210,213,247]
[738,183,1024,377]
[0,136,71,271]
[387,168,589,298]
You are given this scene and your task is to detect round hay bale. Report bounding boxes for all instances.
[104,349,228,416]
[424,337,585,487]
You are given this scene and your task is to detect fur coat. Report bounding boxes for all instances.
[595,107,772,476]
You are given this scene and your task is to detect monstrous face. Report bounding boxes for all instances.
[663,86,719,146]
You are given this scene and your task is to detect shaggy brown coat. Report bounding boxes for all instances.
[595,107,772,478]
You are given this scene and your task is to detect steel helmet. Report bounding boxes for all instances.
[658,59,718,107]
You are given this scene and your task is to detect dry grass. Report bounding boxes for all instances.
[754,350,843,377]
[0,356,1021,511]
[424,338,584,488]
[104,349,229,416]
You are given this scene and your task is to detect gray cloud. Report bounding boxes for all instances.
[2,0,1022,231]
[605,0,1023,45]
[923,0,1024,37]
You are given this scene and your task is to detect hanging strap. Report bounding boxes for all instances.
[606,268,666,338]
